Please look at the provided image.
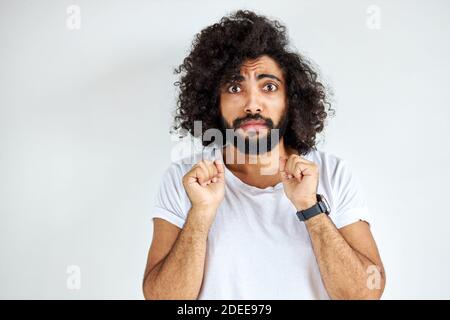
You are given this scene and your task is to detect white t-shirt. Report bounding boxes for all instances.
[151,147,371,299]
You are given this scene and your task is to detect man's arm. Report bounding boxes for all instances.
[279,155,385,299]
[143,207,213,300]
[143,159,225,300]
[305,215,386,299]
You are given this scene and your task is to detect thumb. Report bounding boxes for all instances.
[279,157,288,173]
[279,157,289,181]
[214,160,225,181]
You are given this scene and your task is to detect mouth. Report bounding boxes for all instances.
[239,120,268,132]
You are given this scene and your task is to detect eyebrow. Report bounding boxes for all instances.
[229,73,283,84]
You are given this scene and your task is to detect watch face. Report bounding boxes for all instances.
[318,194,330,213]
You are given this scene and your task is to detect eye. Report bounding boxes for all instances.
[227,84,242,94]
[263,83,278,92]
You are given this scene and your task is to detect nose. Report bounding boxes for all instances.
[243,87,262,114]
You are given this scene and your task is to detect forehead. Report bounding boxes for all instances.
[239,55,284,78]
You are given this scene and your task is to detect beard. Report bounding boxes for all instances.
[220,113,288,155]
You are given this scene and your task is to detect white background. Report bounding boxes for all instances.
[1,0,449,299]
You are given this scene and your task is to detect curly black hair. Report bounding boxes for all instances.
[173,10,334,156]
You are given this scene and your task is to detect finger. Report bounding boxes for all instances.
[190,167,207,186]
[200,160,220,186]
[295,161,317,179]
[279,158,291,180]
[196,162,211,185]
[214,160,225,181]
[297,156,314,165]
[187,163,201,180]
[214,159,224,174]
[302,162,318,177]
[203,160,218,179]
[206,160,219,177]
[293,162,306,179]
[285,154,299,175]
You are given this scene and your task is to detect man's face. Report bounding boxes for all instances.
[219,55,288,154]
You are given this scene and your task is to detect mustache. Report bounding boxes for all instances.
[232,114,274,129]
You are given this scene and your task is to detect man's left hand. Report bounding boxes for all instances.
[279,154,319,211]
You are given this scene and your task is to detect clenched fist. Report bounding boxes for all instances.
[182,159,225,211]
[279,154,319,211]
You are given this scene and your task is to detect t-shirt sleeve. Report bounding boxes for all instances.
[151,163,191,229]
[329,159,372,229]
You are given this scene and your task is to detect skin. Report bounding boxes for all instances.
[143,55,386,300]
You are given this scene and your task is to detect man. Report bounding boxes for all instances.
[143,10,385,300]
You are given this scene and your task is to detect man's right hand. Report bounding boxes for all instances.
[182,159,225,214]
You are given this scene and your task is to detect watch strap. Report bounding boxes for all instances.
[296,194,329,222]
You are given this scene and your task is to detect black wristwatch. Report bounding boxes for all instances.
[296,194,330,222]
